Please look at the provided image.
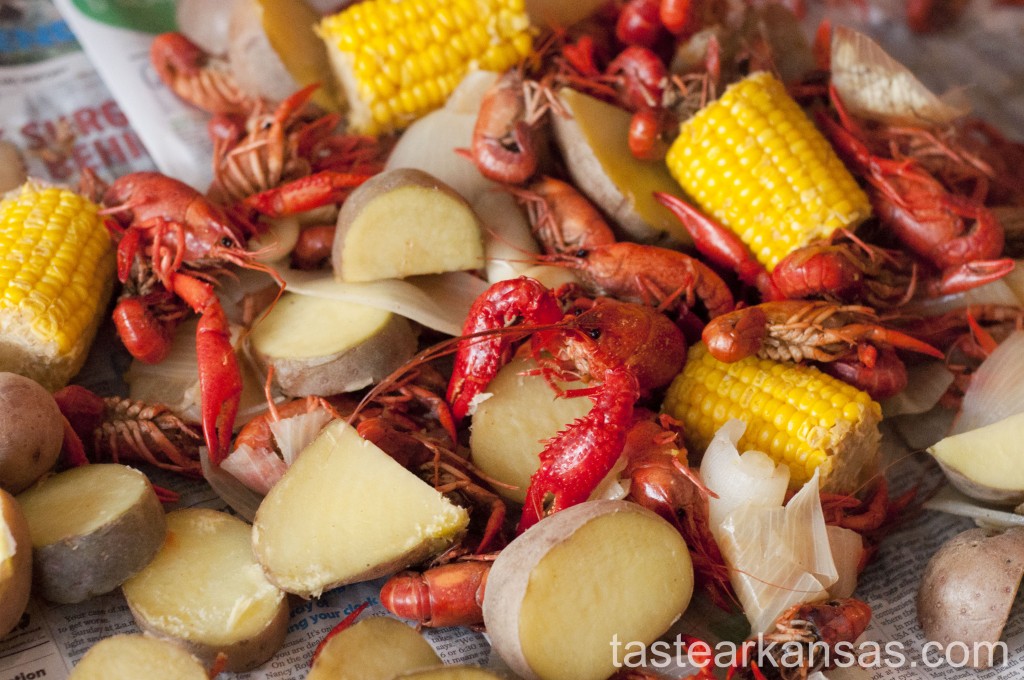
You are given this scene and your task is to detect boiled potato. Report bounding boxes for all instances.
[469,357,592,503]
[249,292,417,396]
[17,464,165,604]
[252,419,469,597]
[227,0,337,109]
[929,412,1024,504]
[483,500,694,680]
[122,508,288,672]
[307,616,441,680]
[551,89,690,245]
[69,634,209,680]
[0,372,64,494]
[917,526,1024,668]
[332,169,485,282]
[0,489,31,638]
[395,667,506,679]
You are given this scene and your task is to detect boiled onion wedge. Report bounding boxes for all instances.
[252,419,469,597]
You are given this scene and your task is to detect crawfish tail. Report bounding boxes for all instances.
[95,396,202,475]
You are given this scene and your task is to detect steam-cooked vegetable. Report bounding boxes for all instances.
[68,634,210,680]
[918,527,1024,668]
[252,420,469,598]
[17,464,166,604]
[307,616,441,680]
[122,508,288,672]
[0,373,64,494]
[483,500,693,680]
[0,489,31,639]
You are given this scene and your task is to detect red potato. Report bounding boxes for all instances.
[917,526,1024,668]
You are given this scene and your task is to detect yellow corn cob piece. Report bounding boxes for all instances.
[662,344,881,493]
[665,71,872,271]
[319,0,534,135]
[0,180,115,391]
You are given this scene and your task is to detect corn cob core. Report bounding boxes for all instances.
[0,181,115,391]
[319,0,534,135]
[663,344,881,492]
[666,71,871,271]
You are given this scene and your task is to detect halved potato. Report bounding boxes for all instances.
[69,634,209,680]
[307,616,441,680]
[252,419,469,597]
[929,412,1024,504]
[395,667,506,680]
[483,500,694,680]
[469,357,593,503]
[551,89,690,245]
[249,292,417,397]
[332,169,485,282]
[0,489,31,638]
[121,508,288,672]
[17,464,165,604]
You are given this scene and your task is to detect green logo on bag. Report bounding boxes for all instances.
[71,0,176,34]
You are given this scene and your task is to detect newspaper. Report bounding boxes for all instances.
[2,0,1024,678]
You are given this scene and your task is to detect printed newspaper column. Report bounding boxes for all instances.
[0,0,157,185]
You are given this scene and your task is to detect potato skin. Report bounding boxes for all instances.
[0,489,31,638]
[917,526,1024,668]
[31,479,166,604]
[0,373,64,494]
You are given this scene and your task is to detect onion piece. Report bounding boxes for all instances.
[219,443,287,496]
[831,26,969,127]
[881,361,954,417]
[276,266,488,336]
[923,485,1024,530]
[952,329,1024,435]
[825,525,864,599]
[249,216,301,263]
[268,409,335,466]
[200,447,264,523]
[176,0,239,56]
[474,191,539,284]
[701,419,790,529]
[908,277,1021,316]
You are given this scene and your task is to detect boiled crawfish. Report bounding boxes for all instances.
[150,32,257,116]
[98,171,282,464]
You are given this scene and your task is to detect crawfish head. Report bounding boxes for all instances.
[541,299,687,393]
[103,172,251,266]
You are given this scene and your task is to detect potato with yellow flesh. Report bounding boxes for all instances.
[228,0,337,109]
[552,89,691,245]
[929,412,1024,505]
[484,500,694,680]
[332,169,485,282]
[69,634,209,680]
[17,464,165,604]
[469,357,592,503]
[249,293,417,397]
[122,509,288,672]
[308,616,441,680]
[252,420,469,597]
[395,667,506,680]
[0,489,31,638]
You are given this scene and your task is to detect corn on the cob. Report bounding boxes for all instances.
[0,180,115,391]
[663,343,881,492]
[665,71,872,271]
[319,0,534,135]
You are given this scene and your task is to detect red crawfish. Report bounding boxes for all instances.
[820,86,1008,274]
[445,278,688,532]
[381,557,493,629]
[515,180,734,321]
[655,192,1015,308]
[208,84,385,212]
[462,69,558,185]
[150,32,257,116]
[54,385,201,476]
[728,598,872,680]
[98,171,283,464]
[701,301,944,399]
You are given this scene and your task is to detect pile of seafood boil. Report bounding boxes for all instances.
[3,0,1024,678]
